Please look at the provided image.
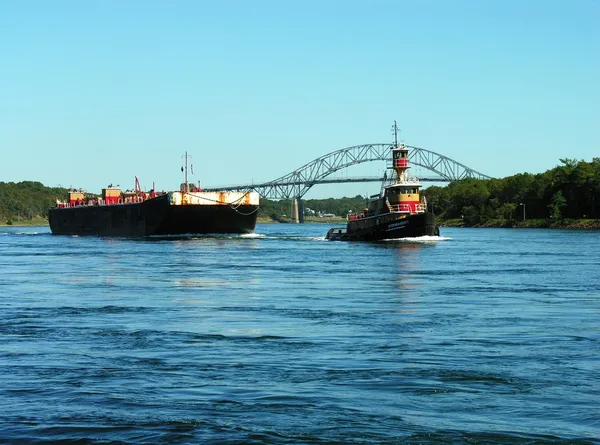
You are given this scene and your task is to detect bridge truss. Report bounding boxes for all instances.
[204,143,492,199]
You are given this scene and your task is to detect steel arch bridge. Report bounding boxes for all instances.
[204,143,492,199]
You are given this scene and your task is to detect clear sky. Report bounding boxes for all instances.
[1,0,598,199]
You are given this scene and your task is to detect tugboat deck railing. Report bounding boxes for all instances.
[383,176,422,186]
[387,203,426,213]
[56,195,152,209]
[347,203,426,221]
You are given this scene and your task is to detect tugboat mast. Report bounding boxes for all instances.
[182,151,190,193]
[390,121,409,183]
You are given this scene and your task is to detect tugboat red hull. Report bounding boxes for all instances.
[49,193,258,237]
[326,212,439,241]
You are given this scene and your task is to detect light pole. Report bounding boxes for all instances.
[519,203,526,221]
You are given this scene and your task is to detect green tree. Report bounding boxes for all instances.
[548,191,567,220]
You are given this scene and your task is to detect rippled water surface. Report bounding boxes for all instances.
[1,224,599,444]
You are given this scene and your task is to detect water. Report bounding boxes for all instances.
[1,224,599,444]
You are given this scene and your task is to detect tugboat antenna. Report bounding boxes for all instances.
[392,120,399,147]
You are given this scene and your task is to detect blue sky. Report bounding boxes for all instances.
[1,0,598,199]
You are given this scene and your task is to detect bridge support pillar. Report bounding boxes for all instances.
[290,198,304,224]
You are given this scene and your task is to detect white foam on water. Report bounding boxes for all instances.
[241,233,327,242]
[7,231,42,236]
[382,235,452,243]
[0,231,41,236]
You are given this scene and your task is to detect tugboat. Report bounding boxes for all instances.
[48,152,260,236]
[326,122,439,241]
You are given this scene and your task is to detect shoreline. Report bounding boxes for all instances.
[439,218,600,230]
[1,218,49,228]
[0,217,346,228]
[3,217,599,230]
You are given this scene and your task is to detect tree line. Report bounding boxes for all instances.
[2,158,599,225]
[0,181,67,224]
[423,158,600,225]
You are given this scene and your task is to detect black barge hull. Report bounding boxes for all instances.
[49,194,258,236]
[326,212,439,241]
